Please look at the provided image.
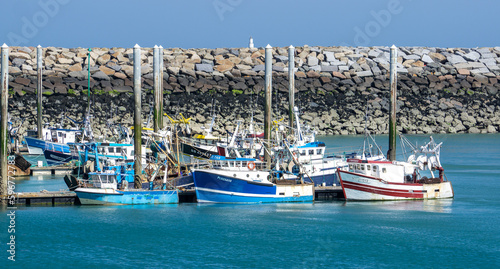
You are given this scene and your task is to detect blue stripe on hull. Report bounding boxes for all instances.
[193,170,277,195]
[75,190,179,205]
[25,137,70,153]
[195,189,313,204]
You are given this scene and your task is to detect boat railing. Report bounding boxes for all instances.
[209,159,270,171]
[180,136,219,147]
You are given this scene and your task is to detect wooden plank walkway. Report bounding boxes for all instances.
[14,191,78,206]
[30,166,77,176]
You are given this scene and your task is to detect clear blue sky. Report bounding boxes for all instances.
[1,0,498,49]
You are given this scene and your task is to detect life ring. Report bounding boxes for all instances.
[247,161,256,170]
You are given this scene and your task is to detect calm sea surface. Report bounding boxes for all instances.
[2,134,500,268]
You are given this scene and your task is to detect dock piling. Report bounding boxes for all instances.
[1,43,9,201]
[133,44,142,180]
[288,45,295,133]
[87,48,91,113]
[388,45,398,161]
[153,45,160,132]
[264,44,272,164]
[37,45,43,139]
[159,45,164,129]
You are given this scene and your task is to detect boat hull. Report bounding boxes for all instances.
[25,137,70,154]
[44,149,77,166]
[74,188,179,205]
[181,143,217,159]
[338,170,454,201]
[193,170,314,203]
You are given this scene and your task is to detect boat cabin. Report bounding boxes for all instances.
[295,142,326,162]
[347,159,416,184]
[209,155,267,171]
[87,172,118,190]
[27,127,82,144]
[96,143,134,158]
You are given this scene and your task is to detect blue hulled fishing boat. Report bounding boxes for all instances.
[192,155,314,203]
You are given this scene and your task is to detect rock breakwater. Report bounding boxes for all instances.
[5,45,500,137]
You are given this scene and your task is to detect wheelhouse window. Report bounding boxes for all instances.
[373,166,377,172]
[382,168,386,173]
[300,150,306,156]
[309,149,314,155]
[367,165,371,171]
[108,147,115,153]
[317,149,322,155]
[361,164,365,171]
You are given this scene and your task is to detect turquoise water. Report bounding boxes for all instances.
[2,134,500,268]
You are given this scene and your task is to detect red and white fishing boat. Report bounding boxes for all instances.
[337,136,454,201]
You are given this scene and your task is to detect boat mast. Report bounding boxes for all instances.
[388,45,398,161]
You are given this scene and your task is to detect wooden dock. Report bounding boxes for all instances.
[30,166,77,176]
[315,186,345,200]
[14,191,78,206]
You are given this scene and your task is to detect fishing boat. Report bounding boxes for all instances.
[74,170,179,205]
[43,149,78,166]
[338,136,454,201]
[72,144,179,205]
[25,127,84,155]
[274,107,350,187]
[279,141,348,187]
[338,48,453,201]
[44,141,142,167]
[192,155,314,203]
[178,114,225,159]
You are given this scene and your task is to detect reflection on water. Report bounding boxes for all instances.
[344,199,454,213]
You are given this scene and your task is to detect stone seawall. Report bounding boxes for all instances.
[5,45,500,137]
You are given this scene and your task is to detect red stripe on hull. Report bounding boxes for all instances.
[339,170,423,186]
[342,181,424,199]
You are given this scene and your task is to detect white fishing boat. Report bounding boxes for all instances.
[338,136,454,201]
[275,107,349,187]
